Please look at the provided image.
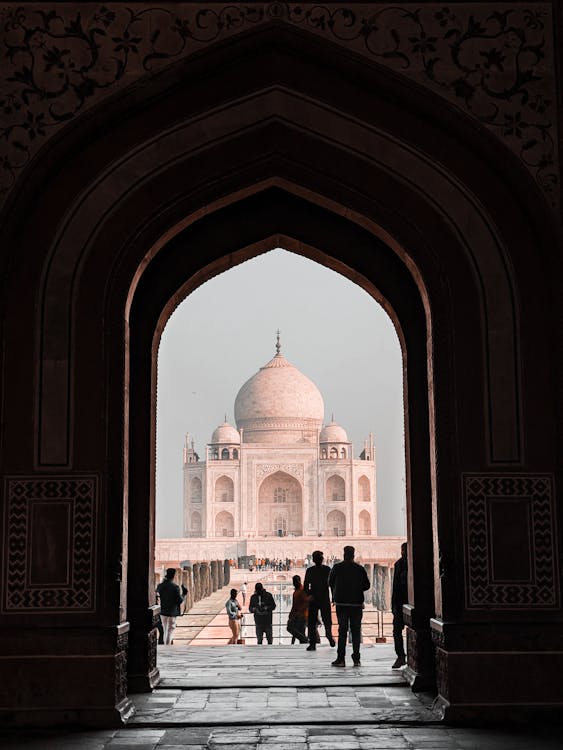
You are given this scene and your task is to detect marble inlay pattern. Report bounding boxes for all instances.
[0,3,558,209]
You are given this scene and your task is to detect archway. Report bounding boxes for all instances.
[215,511,234,537]
[215,476,234,503]
[258,471,303,536]
[359,510,371,536]
[1,22,559,726]
[326,475,346,503]
[190,511,202,537]
[358,476,371,503]
[326,509,346,537]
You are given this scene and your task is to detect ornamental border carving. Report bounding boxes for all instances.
[256,463,305,481]
[462,474,559,610]
[2,475,98,612]
[0,2,558,210]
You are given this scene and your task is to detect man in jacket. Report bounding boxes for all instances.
[328,546,370,667]
[304,550,335,650]
[156,568,186,645]
[391,542,408,668]
[248,582,276,644]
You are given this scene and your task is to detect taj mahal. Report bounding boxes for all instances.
[183,335,376,542]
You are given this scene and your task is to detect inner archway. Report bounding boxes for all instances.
[258,471,303,537]
[3,18,552,725]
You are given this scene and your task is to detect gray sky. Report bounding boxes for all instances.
[156,248,406,537]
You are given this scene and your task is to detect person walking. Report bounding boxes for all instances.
[241,581,247,606]
[156,568,186,645]
[225,588,243,644]
[328,546,370,667]
[304,550,335,650]
[287,574,309,644]
[391,542,408,668]
[249,582,276,644]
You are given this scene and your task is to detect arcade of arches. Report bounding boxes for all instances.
[0,1,562,730]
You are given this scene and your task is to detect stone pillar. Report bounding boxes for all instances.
[185,568,194,611]
[210,560,218,592]
[200,562,210,598]
[430,474,562,721]
[224,559,231,587]
[218,559,224,588]
[128,606,160,693]
[193,564,201,602]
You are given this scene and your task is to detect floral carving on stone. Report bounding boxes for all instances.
[256,463,305,481]
[0,3,557,209]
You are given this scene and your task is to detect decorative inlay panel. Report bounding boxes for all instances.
[0,3,557,209]
[114,651,128,703]
[256,463,305,481]
[463,474,558,609]
[3,476,97,612]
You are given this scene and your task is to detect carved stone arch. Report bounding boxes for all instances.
[326,509,346,537]
[326,475,346,503]
[359,509,371,535]
[258,470,303,537]
[24,26,558,471]
[215,511,234,537]
[358,475,370,502]
[190,510,202,536]
[214,475,234,503]
[190,476,202,502]
[1,21,560,724]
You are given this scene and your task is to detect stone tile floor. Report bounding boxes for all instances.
[0,644,560,748]
[1,724,561,749]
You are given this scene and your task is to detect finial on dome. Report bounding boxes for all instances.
[331,412,334,423]
[275,329,281,355]
[224,412,227,423]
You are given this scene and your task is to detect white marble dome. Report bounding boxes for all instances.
[320,421,349,443]
[210,420,240,444]
[234,350,324,443]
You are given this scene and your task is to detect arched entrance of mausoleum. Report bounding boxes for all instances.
[1,23,559,728]
[258,471,303,537]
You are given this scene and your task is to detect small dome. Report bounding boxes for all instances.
[210,420,240,444]
[320,421,348,443]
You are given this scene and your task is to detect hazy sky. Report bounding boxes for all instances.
[156,248,406,537]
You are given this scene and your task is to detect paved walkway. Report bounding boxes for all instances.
[133,645,424,726]
[1,643,561,748]
[0,589,561,748]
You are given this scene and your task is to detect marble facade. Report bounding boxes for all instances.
[181,341,379,550]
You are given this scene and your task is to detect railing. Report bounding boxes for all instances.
[170,581,394,645]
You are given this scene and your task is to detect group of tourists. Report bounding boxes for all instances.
[227,546,374,667]
[158,543,409,669]
[250,557,293,572]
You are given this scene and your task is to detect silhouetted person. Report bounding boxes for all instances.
[328,546,370,667]
[225,588,243,644]
[156,568,185,645]
[287,574,309,644]
[249,582,276,644]
[304,550,335,650]
[392,542,408,668]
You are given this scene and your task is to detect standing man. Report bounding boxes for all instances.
[249,582,276,644]
[241,581,247,606]
[328,546,370,667]
[304,550,336,650]
[156,568,186,645]
[391,542,408,668]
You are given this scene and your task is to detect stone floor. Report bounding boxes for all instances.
[1,643,561,748]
